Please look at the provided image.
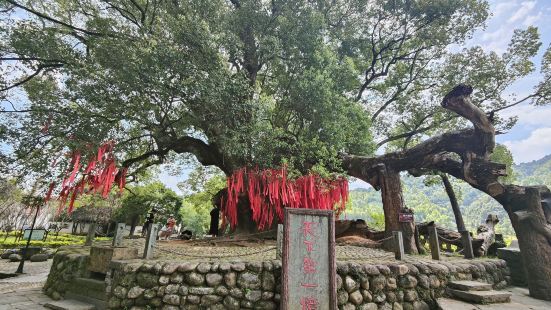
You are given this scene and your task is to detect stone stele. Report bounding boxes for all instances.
[88,246,138,274]
[282,209,336,310]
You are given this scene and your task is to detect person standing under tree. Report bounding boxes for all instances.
[160,214,177,240]
[166,214,176,237]
[209,206,220,237]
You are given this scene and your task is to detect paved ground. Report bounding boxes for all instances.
[0,259,54,309]
[438,287,551,309]
[0,259,52,293]
[0,288,53,310]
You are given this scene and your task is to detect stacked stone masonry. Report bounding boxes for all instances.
[43,251,90,300]
[44,251,510,310]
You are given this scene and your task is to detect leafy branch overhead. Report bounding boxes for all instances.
[2,0,549,183]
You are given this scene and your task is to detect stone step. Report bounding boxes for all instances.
[44,299,96,310]
[448,280,493,291]
[74,277,106,292]
[65,291,107,310]
[67,285,107,301]
[447,288,512,304]
[437,298,481,310]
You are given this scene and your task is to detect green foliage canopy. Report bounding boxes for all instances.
[179,167,226,236]
[1,0,549,197]
[116,182,182,225]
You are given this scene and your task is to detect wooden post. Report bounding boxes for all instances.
[143,224,159,259]
[276,224,283,260]
[85,222,97,246]
[393,231,404,260]
[460,230,474,259]
[16,203,40,274]
[112,223,125,247]
[428,224,440,260]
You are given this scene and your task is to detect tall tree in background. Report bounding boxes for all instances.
[179,166,226,236]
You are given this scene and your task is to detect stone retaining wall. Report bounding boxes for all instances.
[45,252,510,310]
[497,247,526,287]
[43,251,89,300]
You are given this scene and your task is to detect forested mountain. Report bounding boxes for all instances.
[347,154,551,238]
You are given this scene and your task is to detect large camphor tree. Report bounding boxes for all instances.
[1,0,551,298]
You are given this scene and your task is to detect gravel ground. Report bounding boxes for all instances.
[84,237,478,264]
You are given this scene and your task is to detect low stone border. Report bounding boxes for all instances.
[44,250,510,309]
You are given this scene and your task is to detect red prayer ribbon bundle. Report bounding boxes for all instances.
[223,166,348,231]
[51,141,127,213]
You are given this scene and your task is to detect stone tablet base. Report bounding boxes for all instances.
[497,247,526,287]
[44,250,510,309]
[89,246,139,274]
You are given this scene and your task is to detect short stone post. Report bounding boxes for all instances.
[460,230,474,259]
[393,231,404,260]
[276,224,283,260]
[143,224,159,259]
[85,222,97,246]
[428,224,440,260]
[112,223,126,247]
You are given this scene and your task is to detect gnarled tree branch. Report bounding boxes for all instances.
[122,135,230,175]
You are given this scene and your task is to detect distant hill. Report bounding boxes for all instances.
[515,154,551,176]
[347,154,551,237]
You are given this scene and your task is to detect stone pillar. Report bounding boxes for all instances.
[428,225,440,260]
[143,224,159,259]
[460,230,474,259]
[85,222,97,246]
[393,231,404,260]
[112,223,125,247]
[497,240,526,286]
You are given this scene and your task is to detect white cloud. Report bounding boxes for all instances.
[493,0,519,18]
[481,28,511,53]
[503,127,551,163]
[508,1,537,23]
[523,11,543,26]
[476,0,544,53]
[501,104,551,127]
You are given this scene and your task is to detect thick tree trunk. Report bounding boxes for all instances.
[440,174,466,232]
[502,187,551,300]
[378,164,418,254]
[234,201,260,235]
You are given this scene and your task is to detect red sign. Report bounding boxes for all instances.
[399,213,414,222]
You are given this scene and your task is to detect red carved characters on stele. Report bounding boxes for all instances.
[300,220,319,310]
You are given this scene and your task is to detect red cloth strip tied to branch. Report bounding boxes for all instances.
[54,141,127,213]
[223,166,348,231]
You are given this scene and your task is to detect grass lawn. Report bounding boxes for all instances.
[0,231,110,249]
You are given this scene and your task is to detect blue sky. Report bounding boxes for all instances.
[477,0,551,163]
